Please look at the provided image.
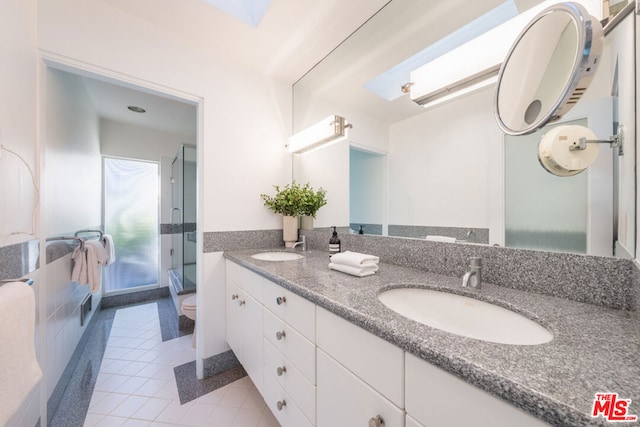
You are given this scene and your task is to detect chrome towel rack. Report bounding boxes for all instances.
[46,235,86,249]
[75,229,103,239]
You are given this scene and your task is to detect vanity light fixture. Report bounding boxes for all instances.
[409,0,597,109]
[288,115,351,154]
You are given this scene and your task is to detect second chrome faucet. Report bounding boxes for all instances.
[462,257,483,289]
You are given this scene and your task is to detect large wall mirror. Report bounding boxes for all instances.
[292,0,636,258]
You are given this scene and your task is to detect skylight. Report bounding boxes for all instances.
[204,0,273,28]
[364,1,519,101]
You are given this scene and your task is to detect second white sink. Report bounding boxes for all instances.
[378,288,552,345]
[251,251,304,261]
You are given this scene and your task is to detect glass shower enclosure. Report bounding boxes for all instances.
[170,145,197,293]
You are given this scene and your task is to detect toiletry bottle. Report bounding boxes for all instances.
[329,226,341,256]
[358,225,364,235]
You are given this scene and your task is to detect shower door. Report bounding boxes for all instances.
[170,145,197,292]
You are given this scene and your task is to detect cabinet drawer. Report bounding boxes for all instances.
[405,353,548,427]
[263,308,316,384]
[317,349,404,427]
[264,338,316,423]
[316,307,404,407]
[226,260,264,301]
[263,370,314,427]
[263,279,315,342]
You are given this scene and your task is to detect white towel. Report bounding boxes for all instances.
[330,251,379,268]
[329,262,378,277]
[85,240,109,293]
[426,235,457,243]
[102,234,116,266]
[71,245,87,285]
[0,282,42,425]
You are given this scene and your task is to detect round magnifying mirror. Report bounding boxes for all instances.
[495,2,604,135]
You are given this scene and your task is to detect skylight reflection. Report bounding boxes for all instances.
[364,1,519,101]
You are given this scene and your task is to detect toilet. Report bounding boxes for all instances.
[181,295,197,348]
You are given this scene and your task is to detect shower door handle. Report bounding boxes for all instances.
[171,208,182,225]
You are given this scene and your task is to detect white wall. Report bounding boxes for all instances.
[0,0,38,247]
[293,140,350,228]
[42,67,104,418]
[100,119,194,162]
[43,69,102,235]
[388,88,501,230]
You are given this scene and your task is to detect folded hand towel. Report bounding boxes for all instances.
[102,234,116,265]
[329,262,378,277]
[85,240,109,292]
[426,235,457,243]
[0,282,42,425]
[330,251,379,267]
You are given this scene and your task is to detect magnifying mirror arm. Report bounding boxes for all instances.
[569,125,624,156]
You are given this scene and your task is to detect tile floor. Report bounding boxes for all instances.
[83,303,280,427]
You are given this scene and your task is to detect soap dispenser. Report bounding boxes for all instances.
[329,226,341,256]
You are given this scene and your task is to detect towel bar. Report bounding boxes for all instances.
[75,229,103,239]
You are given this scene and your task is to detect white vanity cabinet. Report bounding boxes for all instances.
[262,278,317,427]
[225,261,316,427]
[225,260,550,427]
[225,262,265,393]
[405,353,548,427]
[316,307,405,427]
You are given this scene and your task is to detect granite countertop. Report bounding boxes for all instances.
[223,248,640,427]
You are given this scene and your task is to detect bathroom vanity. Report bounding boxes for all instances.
[223,249,639,427]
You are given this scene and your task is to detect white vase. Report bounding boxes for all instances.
[300,216,314,230]
[282,215,298,248]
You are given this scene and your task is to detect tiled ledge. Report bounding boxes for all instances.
[302,229,637,311]
[0,239,39,280]
[203,229,283,253]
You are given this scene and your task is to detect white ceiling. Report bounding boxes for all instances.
[82,77,198,137]
[78,0,390,136]
[99,0,390,84]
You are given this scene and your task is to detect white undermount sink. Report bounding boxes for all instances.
[378,288,553,345]
[251,251,304,261]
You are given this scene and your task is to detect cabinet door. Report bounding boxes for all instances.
[317,349,404,427]
[263,369,314,427]
[405,353,548,427]
[263,308,316,384]
[264,338,316,423]
[241,292,263,393]
[225,280,242,359]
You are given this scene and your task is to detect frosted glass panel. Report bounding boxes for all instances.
[505,119,588,253]
[104,158,159,292]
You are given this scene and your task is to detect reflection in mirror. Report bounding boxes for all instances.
[495,2,604,135]
[292,0,635,258]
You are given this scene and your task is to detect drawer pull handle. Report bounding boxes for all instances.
[238,300,246,306]
[231,294,238,300]
[276,400,286,411]
[276,296,286,305]
[276,366,286,376]
[276,330,286,340]
[368,415,385,427]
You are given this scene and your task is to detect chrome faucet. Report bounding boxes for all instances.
[462,257,483,289]
[291,235,306,251]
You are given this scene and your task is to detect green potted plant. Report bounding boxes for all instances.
[299,183,327,230]
[260,181,306,247]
